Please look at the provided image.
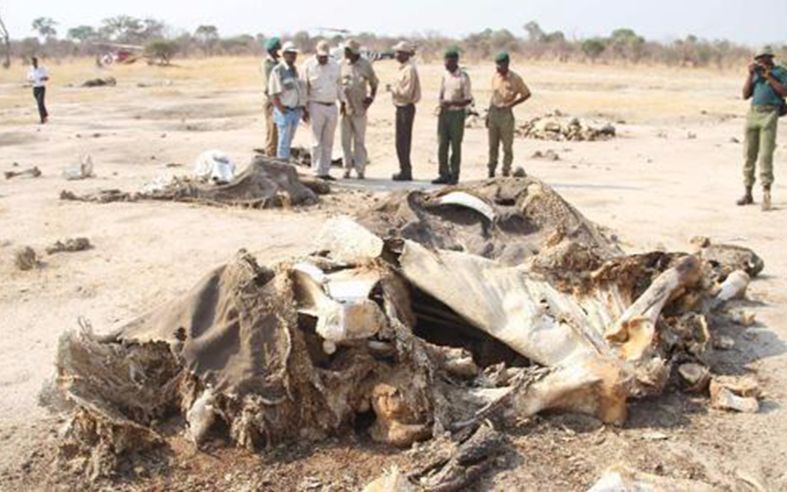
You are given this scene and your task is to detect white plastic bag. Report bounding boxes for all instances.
[193,150,235,184]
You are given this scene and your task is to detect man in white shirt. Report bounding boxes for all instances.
[27,57,49,124]
[303,40,341,180]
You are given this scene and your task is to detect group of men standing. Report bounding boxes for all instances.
[262,37,384,180]
[260,39,532,185]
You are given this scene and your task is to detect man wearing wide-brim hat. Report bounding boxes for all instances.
[738,46,787,211]
[303,40,341,180]
[388,41,421,181]
[268,41,307,160]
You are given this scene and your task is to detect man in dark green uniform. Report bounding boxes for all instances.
[738,47,787,211]
[262,37,282,156]
[433,48,472,185]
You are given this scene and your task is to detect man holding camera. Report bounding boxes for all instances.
[738,47,787,211]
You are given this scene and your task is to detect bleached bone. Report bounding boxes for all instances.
[716,270,750,303]
[588,466,715,492]
[709,375,760,413]
[362,466,414,492]
[605,256,701,361]
[436,191,496,222]
[186,388,216,445]
[399,241,700,423]
[292,263,386,353]
[315,216,384,263]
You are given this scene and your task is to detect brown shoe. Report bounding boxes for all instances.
[736,187,753,206]
[762,190,772,211]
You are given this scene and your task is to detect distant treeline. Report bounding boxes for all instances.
[2,15,784,69]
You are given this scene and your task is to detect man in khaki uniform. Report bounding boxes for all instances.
[433,48,472,185]
[738,47,787,211]
[487,52,531,178]
[262,37,282,156]
[388,41,421,181]
[340,39,379,179]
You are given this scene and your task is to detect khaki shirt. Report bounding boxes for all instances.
[391,61,421,107]
[439,68,472,111]
[490,70,530,108]
[262,55,278,98]
[341,57,379,116]
[303,57,341,104]
[268,61,306,108]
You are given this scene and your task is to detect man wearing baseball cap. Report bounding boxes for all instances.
[303,40,341,180]
[487,51,531,178]
[738,47,787,211]
[261,36,282,156]
[433,47,472,185]
[340,39,379,179]
[268,41,307,160]
[388,41,421,181]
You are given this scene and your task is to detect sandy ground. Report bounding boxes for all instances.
[0,57,786,490]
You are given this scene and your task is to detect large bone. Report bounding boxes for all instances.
[398,240,612,367]
[605,256,701,361]
[398,242,700,424]
[292,262,387,353]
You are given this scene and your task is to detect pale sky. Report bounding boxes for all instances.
[2,0,786,46]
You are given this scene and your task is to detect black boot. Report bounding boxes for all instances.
[736,186,753,206]
[431,176,451,185]
[392,171,412,181]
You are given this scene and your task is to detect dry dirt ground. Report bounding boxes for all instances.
[0,57,786,491]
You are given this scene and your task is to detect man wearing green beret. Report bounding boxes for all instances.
[262,36,282,156]
[433,48,473,185]
[738,47,787,211]
[487,52,531,178]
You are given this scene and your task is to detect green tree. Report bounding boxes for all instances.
[32,17,57,41]
[523,21,544,42]
[67,25,96,44]
[609,28,645,63]
[0,8,10,68]
[195,25,219,54]
[145,39,179,65]
[582,38,606,62]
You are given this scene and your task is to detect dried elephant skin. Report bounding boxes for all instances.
[397,240,700,424]
[60,156,318,209]
[356,177,620,269]
[53,251,440,477]
[49,177,764,483]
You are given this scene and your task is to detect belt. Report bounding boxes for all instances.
[752,105,779,113]
[311,101,335,106]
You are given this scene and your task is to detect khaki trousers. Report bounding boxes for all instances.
[743,107,779,188]
[487,106,515,175]
[342,113,368,173]
[264,101,278,157]
[308,102,338,176]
